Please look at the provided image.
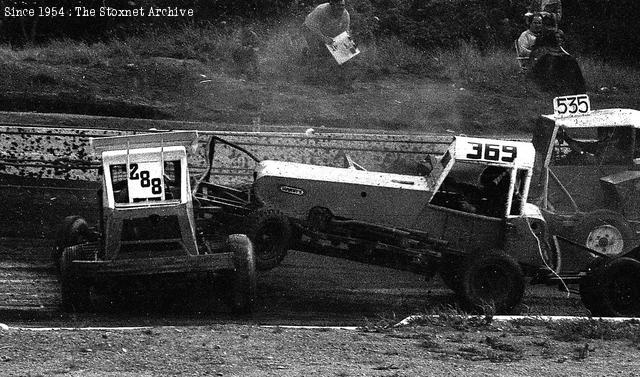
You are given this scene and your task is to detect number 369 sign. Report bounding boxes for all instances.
[553,94,591,118]
[127,161,164,201]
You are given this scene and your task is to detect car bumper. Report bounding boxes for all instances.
[70,253,235,278]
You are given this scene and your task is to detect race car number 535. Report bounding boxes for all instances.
[554,94,590,117]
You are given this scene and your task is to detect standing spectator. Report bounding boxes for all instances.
[525,0,565,50]
[517,14,543,59]
[233,26,261,80]
[302,0,350,60]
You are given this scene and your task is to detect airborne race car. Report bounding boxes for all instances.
[198,135,557,313]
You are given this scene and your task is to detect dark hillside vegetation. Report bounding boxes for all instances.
[1,0,638,63]
[0,0,637,131]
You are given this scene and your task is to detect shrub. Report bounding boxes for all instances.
[348,0,380,43]
[564,0,640,63]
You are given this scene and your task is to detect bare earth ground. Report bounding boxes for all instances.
[2,54,638,134]
[2,53,640,375]
[2,322,640,377]
[0,242,589,322]
[2,243,639,376]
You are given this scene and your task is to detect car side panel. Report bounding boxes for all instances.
[545,164,629,214]
[411,204,504,252]
[254,175,430,229]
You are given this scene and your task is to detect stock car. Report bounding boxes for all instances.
[196,135,557,313]
[530,95,640,316]
[54,132,256,313]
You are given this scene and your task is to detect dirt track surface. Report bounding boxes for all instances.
[3,321,640,377]
[2,239,638,377]
[0,238,587,326]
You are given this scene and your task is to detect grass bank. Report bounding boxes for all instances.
[0,20,638,132]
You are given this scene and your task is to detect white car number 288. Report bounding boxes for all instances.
[127,162,164,201]
[553,94,590,118]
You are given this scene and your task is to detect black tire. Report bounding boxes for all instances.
[596,257,640,317]
[576,209,634,257]
[53,216,90,271]
[225,234,257,314]
[244,208,291,271]
[439,256,464,294]
[459,251,525,314]
[59,245,91,312]
[579,257,609,316]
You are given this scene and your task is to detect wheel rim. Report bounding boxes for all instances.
[586,225,624,256]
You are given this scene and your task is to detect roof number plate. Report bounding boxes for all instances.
[127,161,164,202]
[554,94,590,118]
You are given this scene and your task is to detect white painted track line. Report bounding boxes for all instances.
[0,325,156,331]
[0,315,638,332]
[394,314,640,327]
[260,325,359,331]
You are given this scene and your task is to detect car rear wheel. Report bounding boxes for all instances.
[225,234,257,314]
[245,208,291,271]
[439,256,463,294]
[597,257,640,317]
[459,251,525,314]
[579,257,608,316]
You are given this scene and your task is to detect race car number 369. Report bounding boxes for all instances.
[465,142,517,163]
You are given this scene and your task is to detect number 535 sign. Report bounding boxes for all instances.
[553,94,591,118]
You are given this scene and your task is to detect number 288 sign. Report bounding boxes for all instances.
[553,94,590,118]
[127,161,164,201]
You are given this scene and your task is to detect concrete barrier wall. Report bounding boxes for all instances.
[0,112,453,185]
